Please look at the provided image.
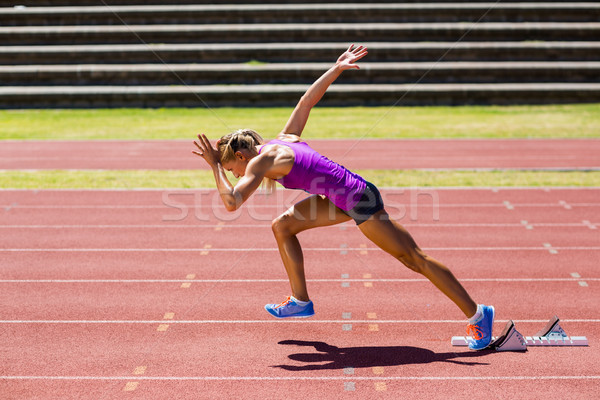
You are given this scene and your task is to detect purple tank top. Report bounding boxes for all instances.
[262,140,367,211]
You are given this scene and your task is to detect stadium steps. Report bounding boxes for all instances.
[0,0,594,5]
[1,0,589,5]
[3,62,599,86]
[1,83,599,108]
[2,41,598,64]
[1,1,599,108]
[3,3,599,26]
[3,23,600,45]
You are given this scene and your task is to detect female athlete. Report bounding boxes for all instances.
[193,44,494,350]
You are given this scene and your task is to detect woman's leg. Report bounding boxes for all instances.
[358,209,477,318]
[271,195,352,301]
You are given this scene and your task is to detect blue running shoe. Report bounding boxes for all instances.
[467,305,495,350]
[265,296,315,318]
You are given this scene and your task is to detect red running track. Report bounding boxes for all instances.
[0,188,599,399]
[2,139,599,170]
[0,189,600,399]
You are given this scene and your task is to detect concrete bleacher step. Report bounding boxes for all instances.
[0,0,592,5]
[3,3,599,26]
[3,22,599,46]
[2,62,599,86]
[1,83,599,108]
[1,1,597,107]
[2,42,598,65]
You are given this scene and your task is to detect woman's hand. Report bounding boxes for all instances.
[336,44,368,71]
[192,134,220,168]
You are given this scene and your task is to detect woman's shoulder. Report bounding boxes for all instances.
[258,134,303,154]
[257,137,296,160]
[275,133,303,143]
[253,136,296,179]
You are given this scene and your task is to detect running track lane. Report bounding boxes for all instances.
[1,139,599,170]
[0,188,598,399]
[2,323,598,399]
[3,187,599,204]
[1,250,599,281]
[1,280,598,323]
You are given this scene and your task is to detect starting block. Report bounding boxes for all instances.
[452,320,527,351]
[525,316,589,347]
[451,316,588,351]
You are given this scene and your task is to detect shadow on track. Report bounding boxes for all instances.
[272,340,491,371]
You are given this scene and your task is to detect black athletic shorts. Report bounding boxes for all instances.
[340,181,385,225]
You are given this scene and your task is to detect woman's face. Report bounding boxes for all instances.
[222,157,247,178]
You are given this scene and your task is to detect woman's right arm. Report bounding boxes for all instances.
[279,44,368,138]
[193,134,271,212]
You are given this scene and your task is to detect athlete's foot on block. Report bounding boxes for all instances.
[467,305,495,350]
[265,296,315,318]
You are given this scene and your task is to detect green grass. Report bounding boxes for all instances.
[2,104,597,189]
[0,170,210,189]
[1,104,599,140]
[2,169,598,189]
[367,170,600,188]
[244,60,268,66]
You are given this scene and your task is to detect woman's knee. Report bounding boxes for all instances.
[271,213,298,238]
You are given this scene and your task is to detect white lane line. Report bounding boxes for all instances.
[570,272,590,287]
[583,220,598,230]
[341,273,350,288]
[2,203,600,209]
[543,243,559,254]
[1,222,594,229]
[1,319,599,324]
[458,203,600,208]
[1,278,598,284]
[559,200,573,210]
[340,243,348,255]
[1,247,599,252]
[1,205,173,209]
[1,375,599,381]
[536,222,600,227]
[520,220,533,230]
[2,187,599,190]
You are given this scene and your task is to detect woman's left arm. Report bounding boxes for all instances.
[280,44,368,137]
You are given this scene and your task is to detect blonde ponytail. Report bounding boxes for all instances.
[218,129,263,164]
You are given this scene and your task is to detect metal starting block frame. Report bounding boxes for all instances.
[451,316,589,351]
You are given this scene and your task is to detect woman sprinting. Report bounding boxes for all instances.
[193,44,494,350]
